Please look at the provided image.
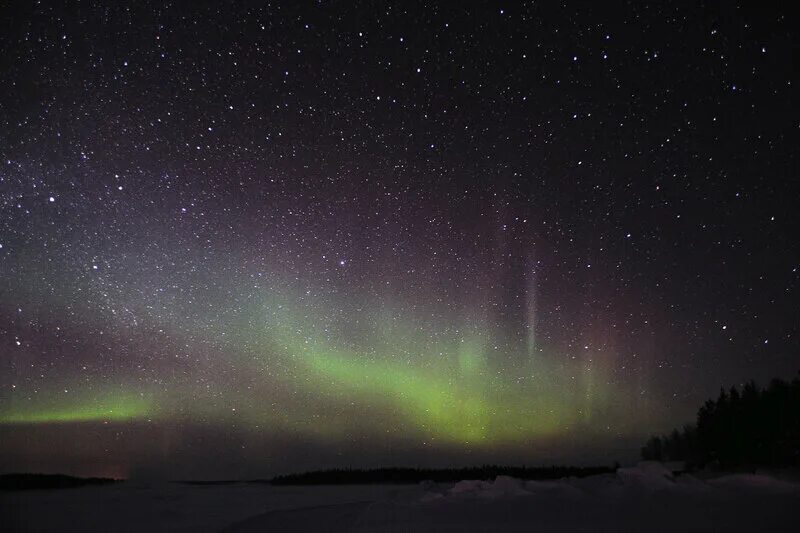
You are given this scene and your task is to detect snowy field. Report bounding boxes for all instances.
[1,463,797,532]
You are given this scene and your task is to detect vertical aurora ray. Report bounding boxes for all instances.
[1,261,651,450]
[200,287,637,445]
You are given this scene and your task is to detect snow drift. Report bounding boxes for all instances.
[2,463,797,532]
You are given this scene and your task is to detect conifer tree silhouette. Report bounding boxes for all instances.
[642,373,800,468]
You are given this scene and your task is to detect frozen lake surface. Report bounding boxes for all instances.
[2,464,798,532]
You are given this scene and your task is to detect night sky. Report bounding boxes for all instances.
[0,2,796,479]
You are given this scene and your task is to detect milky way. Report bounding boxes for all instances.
[0,3,796,478]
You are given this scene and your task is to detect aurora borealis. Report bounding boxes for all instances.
[0,3,796,479]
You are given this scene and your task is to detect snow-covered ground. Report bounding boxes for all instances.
[1,463,797,532]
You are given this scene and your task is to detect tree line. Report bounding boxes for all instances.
[0,473,118,491]
[271,465,616,485]
[642,375,800,468]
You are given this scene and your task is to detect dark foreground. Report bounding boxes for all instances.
[1,464,797,532]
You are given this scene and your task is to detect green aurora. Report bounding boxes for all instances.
[0,390,154,424]
[1,283,638,448]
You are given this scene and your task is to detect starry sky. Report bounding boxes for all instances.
[0,2,796,479]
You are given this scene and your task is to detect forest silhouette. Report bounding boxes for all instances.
[642,374,800,468]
